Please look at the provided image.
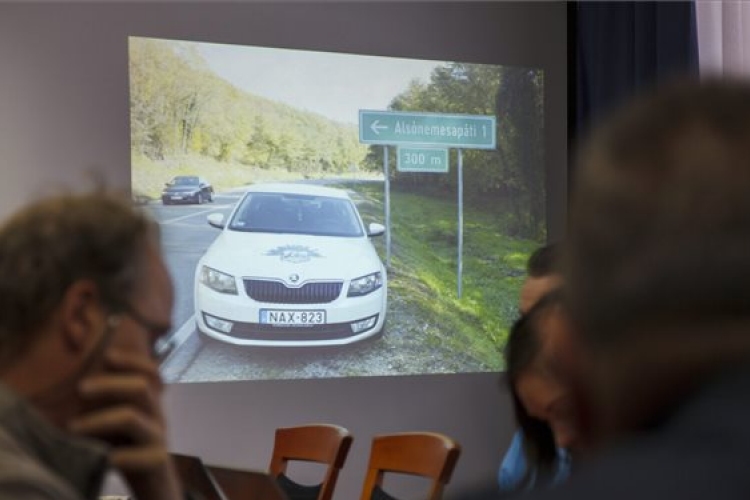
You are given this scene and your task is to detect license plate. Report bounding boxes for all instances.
[171,195,182,200]
[260,309,325,326]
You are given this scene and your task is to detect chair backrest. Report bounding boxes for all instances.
[170,452,226,500]
[206,464,288,500]
[268,423,353,500]
[359,432,462,500]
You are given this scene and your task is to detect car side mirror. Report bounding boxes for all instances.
[207,213,226,229]
[368,222,385,237]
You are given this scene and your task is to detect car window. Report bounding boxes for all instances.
[229,193,364,237]
[173,176,199,185]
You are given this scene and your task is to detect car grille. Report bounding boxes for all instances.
[244,279,343,304]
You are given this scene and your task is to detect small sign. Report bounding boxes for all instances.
[397,147,449,173]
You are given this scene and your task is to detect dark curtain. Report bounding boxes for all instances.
[571,1,699,143]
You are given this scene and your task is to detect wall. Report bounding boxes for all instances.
[0,3,567,499]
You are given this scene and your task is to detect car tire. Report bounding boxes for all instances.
[196,193,204,205]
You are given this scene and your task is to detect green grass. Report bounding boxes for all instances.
[132,154,308,200]
[341,182,540,370]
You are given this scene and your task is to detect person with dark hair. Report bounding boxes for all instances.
[0,190,185,499]
[498,244,576,493]
[500,291,575,493]
[519,244,562,315]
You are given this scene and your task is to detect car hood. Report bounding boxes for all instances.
[202,230,383,281]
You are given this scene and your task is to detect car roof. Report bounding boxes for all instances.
[242,182,351,200]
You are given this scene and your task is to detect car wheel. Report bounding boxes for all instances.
[196,193,203,205]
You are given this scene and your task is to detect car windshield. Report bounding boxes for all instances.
[172,176,199,186]
[229,192,364,237]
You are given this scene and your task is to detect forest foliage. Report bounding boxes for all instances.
[129,38,366,176]
[367,63,545,239]
[129,38,545,239]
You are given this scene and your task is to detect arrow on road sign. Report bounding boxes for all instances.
[370,120,388,135]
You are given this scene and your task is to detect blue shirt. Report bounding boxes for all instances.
[498,430,571,492]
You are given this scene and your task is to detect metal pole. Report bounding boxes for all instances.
[384,146,391,268]
[457,149,463,298]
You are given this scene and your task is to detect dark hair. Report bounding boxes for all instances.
[567,79,750,347]
[0,189,159,364]
[527,243,560,278]
[504,291,562,489]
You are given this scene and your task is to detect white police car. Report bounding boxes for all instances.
[195,183,387,346]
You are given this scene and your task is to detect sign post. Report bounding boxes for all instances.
[384,146,390,267]
[359,110,495,298]
[457,149,463,299]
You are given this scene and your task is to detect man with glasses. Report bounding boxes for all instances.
[0,190,184,499]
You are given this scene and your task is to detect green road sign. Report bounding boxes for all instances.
[397,147,449,173]
[359,110,496,149]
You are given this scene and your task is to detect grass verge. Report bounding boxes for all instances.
[344,182,539,370]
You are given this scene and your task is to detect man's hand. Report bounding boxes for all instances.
[68,349,184,500]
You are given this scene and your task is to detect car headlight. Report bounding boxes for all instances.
[347,272,382,297]
[200,266,238,294]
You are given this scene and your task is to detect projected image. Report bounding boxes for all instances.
[129,37,546,383]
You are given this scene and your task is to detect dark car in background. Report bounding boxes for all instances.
[161,175,214,205]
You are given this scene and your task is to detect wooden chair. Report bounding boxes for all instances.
[359,432,461,500]
[268,423,353,500]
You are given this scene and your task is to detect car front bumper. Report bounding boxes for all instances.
[195,283,387,346]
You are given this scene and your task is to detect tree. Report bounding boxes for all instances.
[362,62,545,239]
[496,67,545,239]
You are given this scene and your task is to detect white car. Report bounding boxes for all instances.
[195,183,387,346]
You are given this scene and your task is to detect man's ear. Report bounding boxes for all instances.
[58,280,105,351]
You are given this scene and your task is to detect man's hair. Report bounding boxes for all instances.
[567,79,750,348]
[0,190,158,362]
[527,243,560,278]
[504,291,563,488]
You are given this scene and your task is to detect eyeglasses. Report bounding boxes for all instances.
[125,304,170,336]
[121,304,174,361]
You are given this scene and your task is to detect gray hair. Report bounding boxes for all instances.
[0,189,159,362]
